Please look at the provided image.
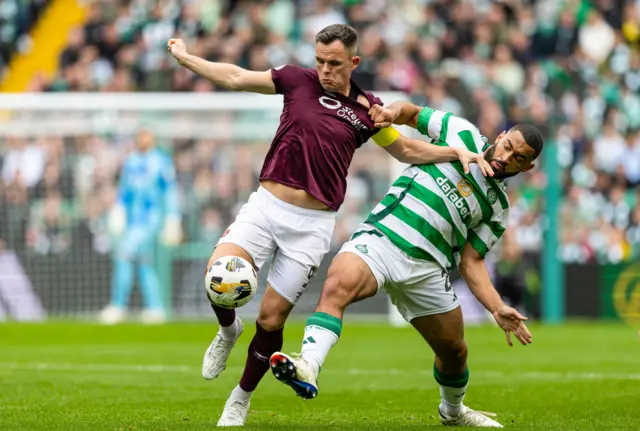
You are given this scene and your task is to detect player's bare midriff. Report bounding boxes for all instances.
[260,179,332,211]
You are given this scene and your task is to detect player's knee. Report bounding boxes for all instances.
[207,244,255,273]
[441,338,468,367]
[256,312,287,332]
[319,271,359,309]
[256,297,290,332]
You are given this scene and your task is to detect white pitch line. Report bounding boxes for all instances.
[3,362,640,381]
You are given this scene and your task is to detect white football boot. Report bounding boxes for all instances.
[439,405,503,427]
[99,305,126,325]
[217,394,250,427]
[202,318,244,380]
[269,352,318,399]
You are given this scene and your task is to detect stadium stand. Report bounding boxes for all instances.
[0,0,51,74]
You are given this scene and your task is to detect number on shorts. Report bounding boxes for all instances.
[441,268,452,292]
[301,266,318,290]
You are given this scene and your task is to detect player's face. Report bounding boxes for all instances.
[483,130,536,179]
[315,40,360,94]
[136,130,155,152]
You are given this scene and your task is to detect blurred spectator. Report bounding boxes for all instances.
[2,136,45,189]
[26,190,73,255]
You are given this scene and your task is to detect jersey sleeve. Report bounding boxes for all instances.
[467,209,509,258]
[270,64,307,95]
[416,106,451,142]
[417,108,486,154]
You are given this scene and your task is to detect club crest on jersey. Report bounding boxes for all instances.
[355,244,369,254]
[318,96,369,131]
[487,188,498,204]
[457,179,473,197]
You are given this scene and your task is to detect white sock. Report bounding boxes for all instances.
[300,312,342,374]
[439,384,467,417]
[219,317,241,341]
[230,384,252,403]
[435,366,469,417]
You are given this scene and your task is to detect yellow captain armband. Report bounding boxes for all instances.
[371,127,400,147]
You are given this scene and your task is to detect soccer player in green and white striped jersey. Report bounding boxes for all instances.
[270,101,544,428]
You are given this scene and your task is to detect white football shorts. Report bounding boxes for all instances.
[338,226,460,322]
[217,186,335,304]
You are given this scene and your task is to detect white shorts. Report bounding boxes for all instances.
[217,187,335,304]
[338,227,460,322]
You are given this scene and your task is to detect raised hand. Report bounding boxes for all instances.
[167,38,188,63]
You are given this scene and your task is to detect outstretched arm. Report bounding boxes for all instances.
[459,242,532,346]
[372,127,494,175]
[371,101,422,129]
[168,39,276,94]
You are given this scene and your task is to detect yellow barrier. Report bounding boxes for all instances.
[0,0,87,92]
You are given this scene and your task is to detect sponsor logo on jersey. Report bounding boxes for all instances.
[221,228,230,238]
[436,176,471,219]
[457,179,473,197]
[318,96,369,131]
[319,96,341,109]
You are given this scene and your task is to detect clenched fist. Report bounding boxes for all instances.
[167,38,188,63]
[369,104,400,129]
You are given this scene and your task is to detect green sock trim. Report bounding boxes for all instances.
[433,364,469,388]
[305,312,342,338]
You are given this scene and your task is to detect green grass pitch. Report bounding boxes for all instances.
[1,320,639,430]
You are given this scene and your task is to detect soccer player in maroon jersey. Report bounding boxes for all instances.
[168,24,493,426]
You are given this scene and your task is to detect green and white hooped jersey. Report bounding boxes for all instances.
[362,107,510,270]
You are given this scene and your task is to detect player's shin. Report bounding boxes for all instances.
[239,321,284,392]
[434,363,469,417]
[300,312,342,374]
[211,304,239,340]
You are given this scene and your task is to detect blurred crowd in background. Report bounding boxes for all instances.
[2,0,640,267]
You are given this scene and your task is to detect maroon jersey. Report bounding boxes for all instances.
[260,65,382,211]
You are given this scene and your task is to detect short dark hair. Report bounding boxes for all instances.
[315,24,358,52]
[510,124,544,157]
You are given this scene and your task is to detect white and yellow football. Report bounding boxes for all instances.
[205,256,257,309]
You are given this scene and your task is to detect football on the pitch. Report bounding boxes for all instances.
[205,256,258,309]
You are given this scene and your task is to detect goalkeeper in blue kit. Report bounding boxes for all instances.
[101,130,182,324]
